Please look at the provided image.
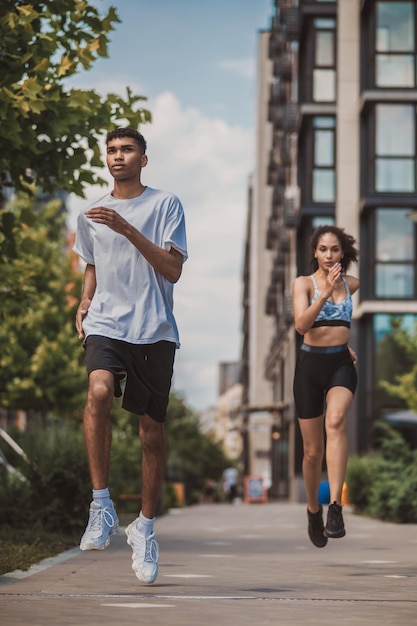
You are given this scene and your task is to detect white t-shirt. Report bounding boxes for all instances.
[73,187,188,347]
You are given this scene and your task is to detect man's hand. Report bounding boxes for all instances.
[85,206,128,235]
[76,299,91,339]
[86,206,183,283]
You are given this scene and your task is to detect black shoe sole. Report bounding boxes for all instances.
[307,506,328,548]
[309,534,328,547]
[323,527,346,538]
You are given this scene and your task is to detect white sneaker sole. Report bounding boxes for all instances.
[125,523,158,584]
[80,523,120,551]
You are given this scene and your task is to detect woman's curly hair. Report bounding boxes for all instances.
[310,225,359,273]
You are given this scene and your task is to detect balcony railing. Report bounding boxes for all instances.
[272,53,292,82]
[283,293,294,324]
[279,234,291,253]
[280,134,292,167]
[284,196,298,228]
[266,216,279,250]
[269,81,288,106]
[280,6,300,40]
[265,286,278,316]
[268,30,287,60]
[268,103,299,133]
[271,260,285,285]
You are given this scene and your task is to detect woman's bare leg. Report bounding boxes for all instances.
[298,415,325,513]
[325,386,353,503]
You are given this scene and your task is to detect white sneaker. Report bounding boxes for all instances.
[125,519,159,584]
[80,501,119,550]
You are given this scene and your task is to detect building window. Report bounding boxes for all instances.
[374,104,416,192]
[313,216,335,228]
[313,117,336,202]
[376,1,415,88]
[375,208,415,298]
[313,18,336,102]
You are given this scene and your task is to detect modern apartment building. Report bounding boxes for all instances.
[241,0,417,500]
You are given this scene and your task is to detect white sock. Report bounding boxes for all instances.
[137,511,155,538]
[93,488,112,509]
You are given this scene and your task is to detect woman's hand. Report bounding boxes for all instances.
[324,262,342,298]
[348,346,358,365]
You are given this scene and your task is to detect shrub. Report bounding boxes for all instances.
[163,482,179,510]
[395,460,417,522]
[0,466,32,526]
[346,424,417,523]
[346,454,376,512]
[0,421,90,535]
[367,459,406,521]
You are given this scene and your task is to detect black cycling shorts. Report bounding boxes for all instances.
[293,344,357,419]
[84,335,176,422]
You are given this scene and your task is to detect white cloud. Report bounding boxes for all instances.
[218,58,256,80]
[68,91,253,411]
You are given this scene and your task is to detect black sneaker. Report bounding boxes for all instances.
[324,502,346,538]
[307,504,328,548]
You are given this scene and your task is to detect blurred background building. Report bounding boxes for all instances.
[239,0,417,500]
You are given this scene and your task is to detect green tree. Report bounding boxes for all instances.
[0,0,152,417]
[375,317,414,413]
[0,194,86,419]
[165,393,232,502]
[379,322,417,412]
[0,1,151,197]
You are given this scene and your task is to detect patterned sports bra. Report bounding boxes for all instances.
[310,274,352,328]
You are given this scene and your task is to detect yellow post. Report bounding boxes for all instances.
[342,482,349,505]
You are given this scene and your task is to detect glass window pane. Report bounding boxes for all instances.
[314,18,336,28]
[374,313,417,340]
[375,158,415,192]
[313,170,335,202]
[376,2,414,52]
[376,264,414,297]
[315,130,334,166]
[376,105,414,155]
[313,216,335,228]
[313,117,335,129]
[376,208,414,260]
[316,31,334,66]
[376,54,414,87]
[313,69,335,101]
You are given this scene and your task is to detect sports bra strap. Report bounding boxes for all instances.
[310,274,319,294]
[310,274,350,299]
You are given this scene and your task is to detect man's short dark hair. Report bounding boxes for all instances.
[106,127,147,153]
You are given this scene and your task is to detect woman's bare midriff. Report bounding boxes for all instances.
[303,325,350,347]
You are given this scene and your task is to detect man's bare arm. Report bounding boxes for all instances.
[76,263,96,339]
[85,206,183,283]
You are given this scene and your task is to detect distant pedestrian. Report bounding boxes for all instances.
[74,127,188,583]
[223,467,239,503]
[292,225,359,547]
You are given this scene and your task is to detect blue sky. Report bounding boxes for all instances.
[68,0,273,411]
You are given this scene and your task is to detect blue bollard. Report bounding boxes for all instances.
[318,480,330,504]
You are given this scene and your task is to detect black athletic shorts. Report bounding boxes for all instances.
[293,343,357,419]
[84,335,176,422]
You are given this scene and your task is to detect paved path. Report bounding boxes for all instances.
[1,503,416,625]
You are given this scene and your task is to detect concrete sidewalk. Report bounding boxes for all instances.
[1,502,416,625]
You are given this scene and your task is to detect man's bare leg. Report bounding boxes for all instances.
[139,413,166,519]
[125,412,165,584]
[80,369,119,551]
[83,369,114,489]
